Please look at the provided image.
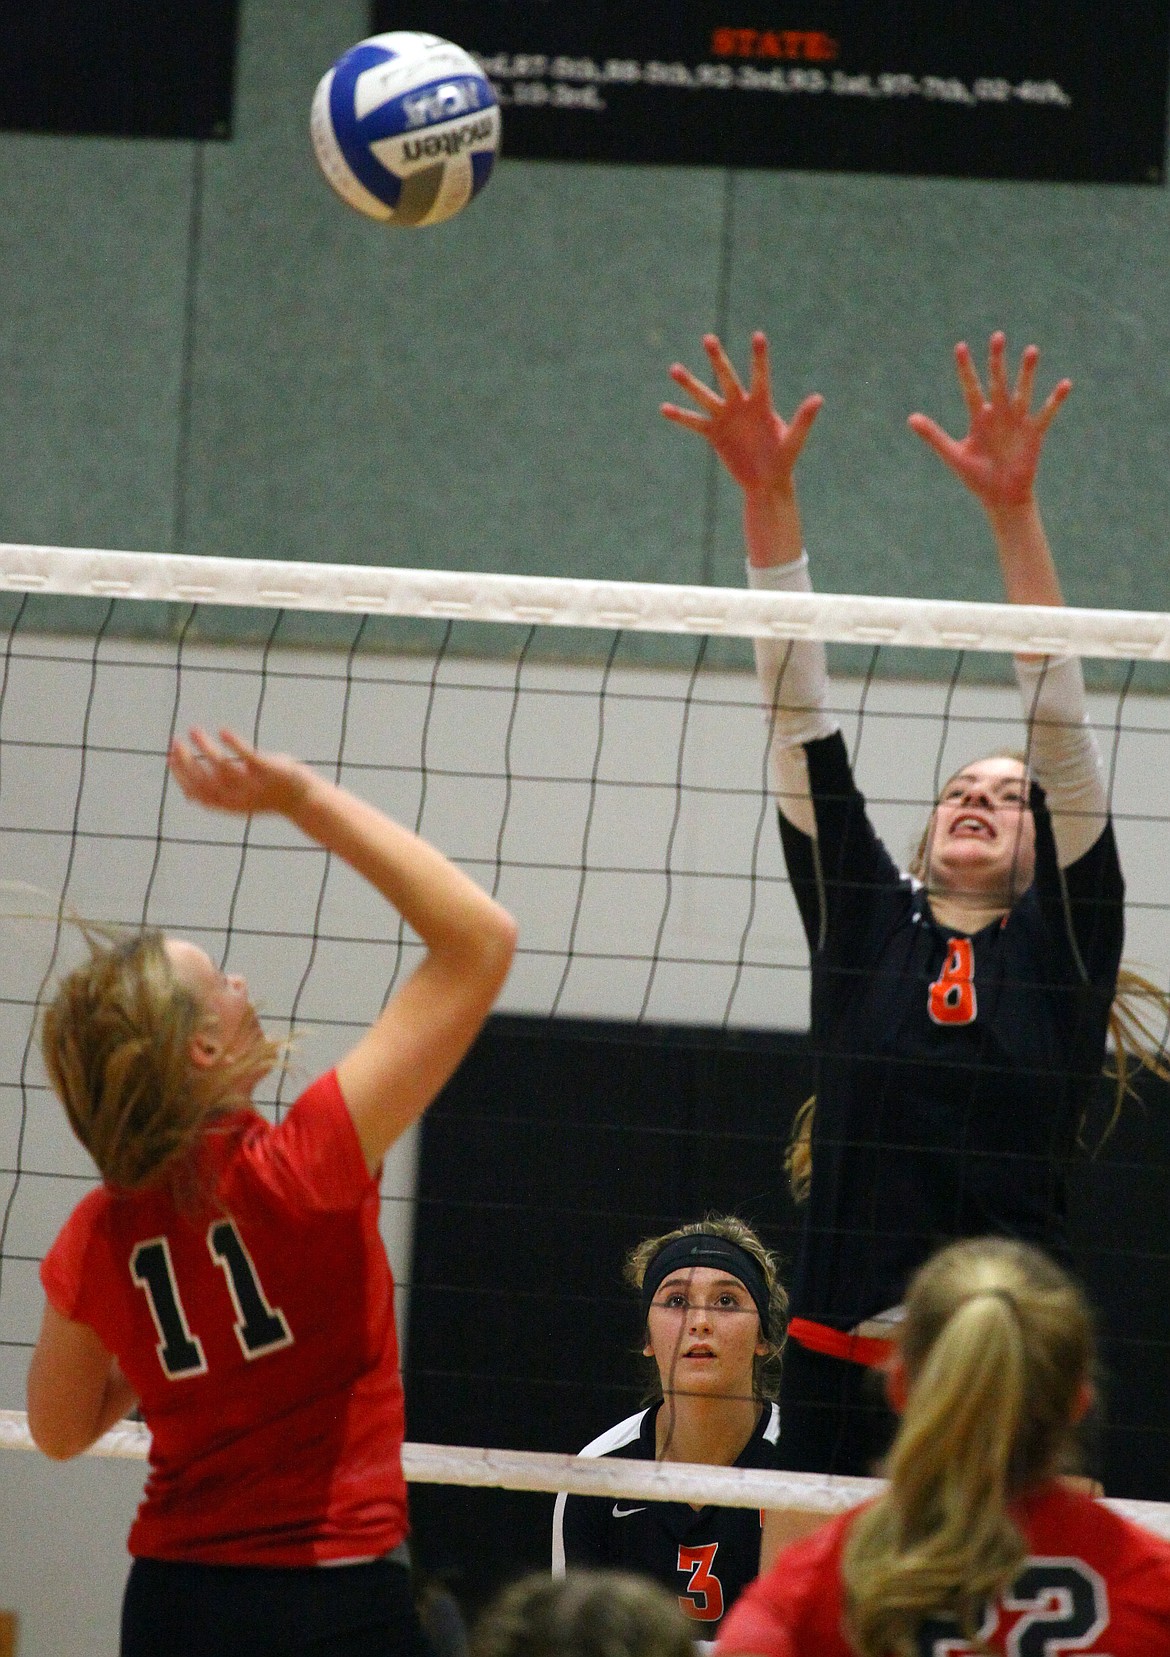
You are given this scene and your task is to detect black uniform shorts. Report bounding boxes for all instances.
[121,1550,434,1657]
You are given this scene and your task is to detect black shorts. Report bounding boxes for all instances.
[121,1552,434,1657]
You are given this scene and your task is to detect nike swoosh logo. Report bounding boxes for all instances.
[612,1503,647,1518]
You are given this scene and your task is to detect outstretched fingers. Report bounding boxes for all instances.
[168,726,264,811]
[702,332,746,401]
[662,329,822,494]
[784,392,825,462]
[746,330,772,402]
[1014,341,1039,409]
[915,332,1071,507]
[214,727,256,761]
[907,410,962,467]
[1009,338,1071,432]
[660,401,710,433]
[1035,375,1072,433]
[986,329,1011,406]
[665,359,724,416]
[953,341,986,421]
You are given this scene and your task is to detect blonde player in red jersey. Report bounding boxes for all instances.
[716,1235,1170,1657]
[27,728,517,1657]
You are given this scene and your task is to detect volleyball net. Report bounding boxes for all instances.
[0,542,1168,1576]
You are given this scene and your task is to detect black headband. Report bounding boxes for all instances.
[640,1234,772,1339]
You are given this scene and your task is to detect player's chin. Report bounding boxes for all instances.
[933,845,1007,884]
[673,1358,736,1392]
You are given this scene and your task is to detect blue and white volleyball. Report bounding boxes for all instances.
[311,32,500,227]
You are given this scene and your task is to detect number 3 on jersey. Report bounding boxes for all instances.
[131,1221,293,1379]
[929,937,977,1026]
[677,1543,724,1622]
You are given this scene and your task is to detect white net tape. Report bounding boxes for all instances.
[1,1411,1168,1540]
[4,540,1170,656]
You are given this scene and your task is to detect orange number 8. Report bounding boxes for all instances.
[928,938,977,1026]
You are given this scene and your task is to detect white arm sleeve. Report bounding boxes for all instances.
[748,558,838,837]
[1014,654,1109,868]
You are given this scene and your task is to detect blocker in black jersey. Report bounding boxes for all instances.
[662,326,1133,1481]
[783,730,1123,1337]
[552,1403,781,1643]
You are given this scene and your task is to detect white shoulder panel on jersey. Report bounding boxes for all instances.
[576,1410,648,1459]
[551,1409,649,1574]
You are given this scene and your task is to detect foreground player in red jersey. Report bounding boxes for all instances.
[716,1236,1170,1657]
[27,728,517,1657]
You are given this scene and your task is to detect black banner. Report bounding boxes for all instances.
[0,0,239,140]
[374,3,1169,183]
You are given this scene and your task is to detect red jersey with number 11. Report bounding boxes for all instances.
[41,1070,408,1566]
[717,1482,1170,1657]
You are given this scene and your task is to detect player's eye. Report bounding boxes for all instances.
[662,1292,688,1309]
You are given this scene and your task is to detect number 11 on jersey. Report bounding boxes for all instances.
[132,1220,293,1380]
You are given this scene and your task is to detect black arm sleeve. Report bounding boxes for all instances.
[1029,781,1124,993]
[777,731,905,959]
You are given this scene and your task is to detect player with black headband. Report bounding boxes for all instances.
[553,1218,789,1646]
[663,331,1169,1478]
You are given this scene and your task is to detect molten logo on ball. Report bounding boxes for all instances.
[311,31,501,227]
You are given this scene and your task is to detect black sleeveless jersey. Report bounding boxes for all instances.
[781,732,1124,1329]
[553,1402,781,1643]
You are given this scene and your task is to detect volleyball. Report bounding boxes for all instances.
[310,32,500,227]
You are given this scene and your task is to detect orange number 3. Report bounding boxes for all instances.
[677,1543,725,1622]
[928,938,977,1026]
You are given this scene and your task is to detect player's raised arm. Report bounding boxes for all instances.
[908,331,1071,609]
[662,330,822,571]
[909,334,1110,870]
[168,728,517,1172]
[662,333,833,843]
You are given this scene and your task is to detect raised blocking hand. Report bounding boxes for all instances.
[662,331,823,496]
[908,331,1071,513]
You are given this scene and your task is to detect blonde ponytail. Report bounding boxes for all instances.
[841,1239,1093,1657]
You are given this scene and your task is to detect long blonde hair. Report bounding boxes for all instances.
[623,1214,789,1402]
[841,1238,1094,1657]
[42,927,279,1192]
